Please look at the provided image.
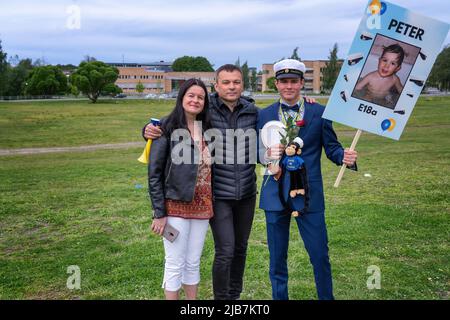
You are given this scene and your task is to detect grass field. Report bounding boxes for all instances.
[0,96,449,299]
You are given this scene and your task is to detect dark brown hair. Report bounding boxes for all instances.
[162,78,211,135]
[381,44,405,66]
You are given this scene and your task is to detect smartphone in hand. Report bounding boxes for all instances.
[163,223,179,243]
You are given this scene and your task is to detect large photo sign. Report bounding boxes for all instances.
[323,0,449,140]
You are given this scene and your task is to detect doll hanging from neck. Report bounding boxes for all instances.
[280,137,309,217]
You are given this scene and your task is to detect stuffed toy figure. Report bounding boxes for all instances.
[280,137,309,217]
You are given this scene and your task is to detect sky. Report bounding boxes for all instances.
[0,0,449,70]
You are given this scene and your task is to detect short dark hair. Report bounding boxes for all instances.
[162,78,211,135]
[215,64,243,82]
[381,44,405,66]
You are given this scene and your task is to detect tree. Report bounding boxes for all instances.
[83,55,97,62]
[70,61,119,103]
[8,54,20,66]
[290,47,301,61]
[0,40,8,96]
[136,81,145,95]
[250,69,257,92]
[172,56,214,72]
[57,64,77,73]
[429,45,450,91]
[322,43,340,93]
[101,83,122,96]
[5,58,33,96]
[25,65,67,96]
[266,77,276,91]
[241,61,249,90]
[235,57,241,68]
[69,84,80,97]
[33,58,47,67]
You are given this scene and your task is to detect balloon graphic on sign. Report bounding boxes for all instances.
[369,0,381,14]
[387,118,396,131]
[381,119,391,131]
[369,0,386,15]
[380,2,387,15]
[381,118,396,132]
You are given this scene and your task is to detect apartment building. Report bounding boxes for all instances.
[110,62,215,94]
[110,59,338,95]
[261,60,330,94]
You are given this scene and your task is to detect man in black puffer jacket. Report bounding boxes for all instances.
[143,64,258,300]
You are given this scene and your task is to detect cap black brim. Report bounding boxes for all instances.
[276,73,302,79]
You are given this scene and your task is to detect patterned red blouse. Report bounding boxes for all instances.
[165,140,213,220]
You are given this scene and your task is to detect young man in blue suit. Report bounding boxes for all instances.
[258,59,358,300]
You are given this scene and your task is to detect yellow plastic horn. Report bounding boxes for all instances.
[138,140,152,164]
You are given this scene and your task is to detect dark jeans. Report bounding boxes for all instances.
[209,196,256,300]
[265,209,334,300]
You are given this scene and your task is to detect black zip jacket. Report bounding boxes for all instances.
[208,93,259,200]
[148,121,204,218]
[144,94,259,203]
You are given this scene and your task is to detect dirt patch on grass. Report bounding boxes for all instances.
[437,290,449,300]
[25,287,75,300]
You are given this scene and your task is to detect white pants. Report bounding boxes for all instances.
[162,216,210,291]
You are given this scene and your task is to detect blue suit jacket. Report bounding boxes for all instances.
[258,100,345,212]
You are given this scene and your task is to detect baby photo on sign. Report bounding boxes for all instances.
[352,34,421,109]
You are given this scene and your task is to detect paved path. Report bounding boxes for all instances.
[0,142,144,156]
[0,128,362,157]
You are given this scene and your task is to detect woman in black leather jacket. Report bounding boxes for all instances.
[148,78,213,300]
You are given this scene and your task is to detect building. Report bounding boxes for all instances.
[110,62,216,94]
[165,72,216,93]
[110,59,340,95]
[109,61,173,72]
[261,60,331,94]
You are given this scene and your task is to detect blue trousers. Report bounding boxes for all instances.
[265,210,334,300]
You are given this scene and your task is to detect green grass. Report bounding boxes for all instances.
[0,97,449,299]
[0,99,173,148]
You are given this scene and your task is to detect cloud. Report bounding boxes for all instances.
[0,0,448,68]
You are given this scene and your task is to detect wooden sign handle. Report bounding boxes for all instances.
[334,129,362,188]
